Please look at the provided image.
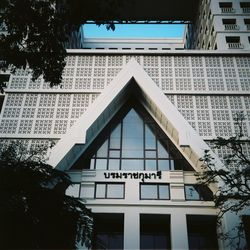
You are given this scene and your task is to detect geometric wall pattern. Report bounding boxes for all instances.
[1,54,250,161]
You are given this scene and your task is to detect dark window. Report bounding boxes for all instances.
[140,214,171,249]
[219,2,232,8]
[0,95,5,113]
[186,215,218,249]
[80,101,194,172]
[222,19,236,24]
[226,36,240,43]
[244,19,250,24]
[185,185,213,201]
[243,216,250,248]
[95,183,125,199]
[140,183,170,200]
[240,2,250,8]
[93,213,124,250]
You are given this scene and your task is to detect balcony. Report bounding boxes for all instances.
[224,24,239,30]
[221,7,235,13]
[242,7,250,13]
[227,43,243,49]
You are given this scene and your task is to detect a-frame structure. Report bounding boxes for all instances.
[48,58,223,172]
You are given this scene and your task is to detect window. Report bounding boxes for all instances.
[186,215,218,249]
[83,101,194,172]
[95,183,125,199]
[226,36,242,49]
[222,19,238,30]
[240,2,250,13]
[93,213,124,250]
[185,185,213,201]
[242,216,250,248]
[0,94,5,114]
[245,19,250,30]
[140,214,171,249]
[140,183,170,200]
[219,2,234,12]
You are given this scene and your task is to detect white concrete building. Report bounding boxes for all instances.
[185,0,250,50]
[0,0,250,249]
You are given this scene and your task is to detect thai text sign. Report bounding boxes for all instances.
[104,171,162,182]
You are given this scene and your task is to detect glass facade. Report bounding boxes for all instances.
[185,185,213,201]
[186,215,218,249]
[140,183,170,200]
[140,214,171,249]
[89,103,193,171]
[93,213,124,249]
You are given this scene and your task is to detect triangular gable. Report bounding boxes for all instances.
[48,58,223,171]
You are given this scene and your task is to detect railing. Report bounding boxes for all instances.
[221,7,235,13]
[227,43,243,49]
[242,7,250,13]
[246,24,250,30]
[224,24,239,30]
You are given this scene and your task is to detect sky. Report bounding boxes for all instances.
[83,24,185,38]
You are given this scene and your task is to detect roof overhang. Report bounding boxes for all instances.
[48,58,223,172]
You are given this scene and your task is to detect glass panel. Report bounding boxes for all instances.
[145,125,156,149]
[107,184,124,198]
[66,184,80,197]
[109,159,120,170]
[96,140,108,157]
[110,124,121,149]
[95,159,107,170]
[157,141,169,158]
[90,158,95,169]
[140,234,154,249]
[145,160,157,171]
[141,184,158,199]
[122,146,143,158]
[185,185,200,200]
[170,159,174,170]
[123,109,141,123]
[145,150,156,158]
[199,185,214,201]
[158,160,170,171]
[109,150,120,158]
[95,184,106,198]
[122,109,143,158]
[121,159,144,171]
[159,185,170,199]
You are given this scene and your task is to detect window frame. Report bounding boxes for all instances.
[140,183,170,200]
[184,184,213,201]
[84,101,194,172]
[95,182,125,199]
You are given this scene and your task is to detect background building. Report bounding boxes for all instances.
[184,0,250,50]
[0,0,250,249]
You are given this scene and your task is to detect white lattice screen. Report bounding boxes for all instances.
[1,54,250,158]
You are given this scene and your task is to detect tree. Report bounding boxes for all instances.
[0,0,126,93]
[197,112,250,248]
[0,141,93,249]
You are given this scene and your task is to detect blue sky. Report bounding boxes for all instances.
[83,24,185,38]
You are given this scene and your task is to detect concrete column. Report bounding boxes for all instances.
[124,209,140,249]
[171,212,189,249]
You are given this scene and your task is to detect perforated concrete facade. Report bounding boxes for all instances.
[1,52,250,153]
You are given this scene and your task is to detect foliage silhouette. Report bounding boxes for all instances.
[0,141,93,249]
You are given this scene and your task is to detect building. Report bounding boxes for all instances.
[0,0,250,249]
[184,0,250,50]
